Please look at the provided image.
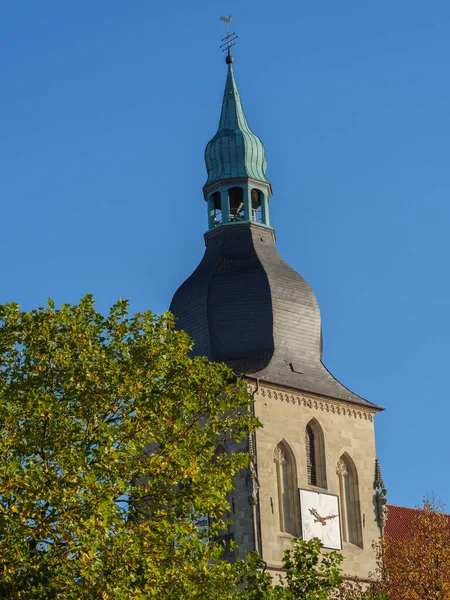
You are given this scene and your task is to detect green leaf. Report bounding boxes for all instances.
[0,297,257,598]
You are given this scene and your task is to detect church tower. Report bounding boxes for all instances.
[170,49,384,580]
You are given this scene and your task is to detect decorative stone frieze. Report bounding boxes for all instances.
[248,382,376,422]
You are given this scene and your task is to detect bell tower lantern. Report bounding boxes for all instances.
[203,59,272,231]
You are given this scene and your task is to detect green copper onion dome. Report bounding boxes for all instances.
[204,64,270,187]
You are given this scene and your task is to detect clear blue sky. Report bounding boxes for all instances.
[2,1,450,510]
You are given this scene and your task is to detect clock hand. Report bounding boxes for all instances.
[323,514,338,521]
[309,508,326,525]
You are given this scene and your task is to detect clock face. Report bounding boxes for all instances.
[299,489,342,550]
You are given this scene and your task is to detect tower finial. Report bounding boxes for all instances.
[219,15,238,64]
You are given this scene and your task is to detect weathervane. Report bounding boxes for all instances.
[219,15,238,64]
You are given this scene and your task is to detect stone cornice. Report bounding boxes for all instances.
[248,382,376,422]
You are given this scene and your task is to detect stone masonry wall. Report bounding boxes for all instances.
[246,382,381,580]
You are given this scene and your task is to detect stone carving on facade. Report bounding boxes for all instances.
[336,458,348,477]
[247,457,260,505]
[273,446,286,465]
[374,459,389,532]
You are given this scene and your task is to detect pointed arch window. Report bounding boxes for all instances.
[273,441,299,536]
[336,454,363,547]
[191,446,229,541]
[211,445,235,555]
[213,445,229,516]
[305,419,327,489]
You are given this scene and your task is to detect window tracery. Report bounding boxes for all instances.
[273,441,298,535]
[305,419,327,488]
[336,453,363,547]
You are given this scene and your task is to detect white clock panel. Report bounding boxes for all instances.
[299,489,342,550]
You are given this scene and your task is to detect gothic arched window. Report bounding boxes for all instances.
[336,454,363,547]
[211,445,235,555]
[273,441,299,536]
[305,419,327,489]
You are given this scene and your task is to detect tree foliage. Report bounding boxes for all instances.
[375,495,450,600]
[0,297,257,599]
[236,538,344,599]
[2,296,416,600]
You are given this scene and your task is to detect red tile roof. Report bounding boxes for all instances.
[385,504,422,542]
[385,504,450,542]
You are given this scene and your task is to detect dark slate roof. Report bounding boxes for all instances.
[170,223,381,410]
